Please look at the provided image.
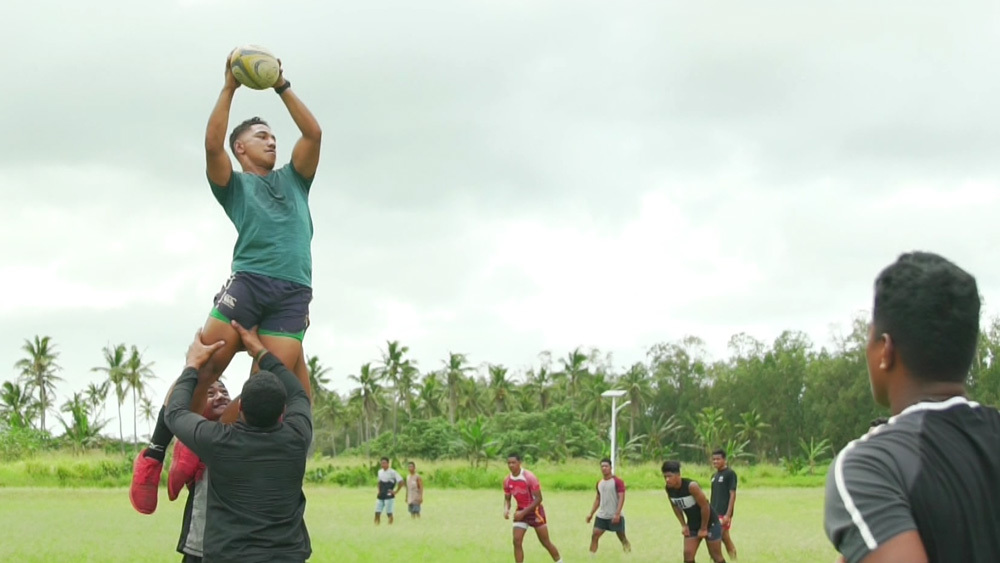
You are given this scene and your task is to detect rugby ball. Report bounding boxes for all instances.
[229,45,281,90]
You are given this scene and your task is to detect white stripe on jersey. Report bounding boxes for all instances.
[670,494,697,510]
[834,440,879,551]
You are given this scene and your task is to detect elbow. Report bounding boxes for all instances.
[306,126,322,142]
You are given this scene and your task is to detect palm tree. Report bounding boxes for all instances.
[84,381,111,422]
[92,343,129,453]
[378,340,411,448]
[619,362,652,440]
[524,366,554,411]
[14,335,62,433]
[443,352,472,425]
[348,363,382,447]
[314,390,343,455]
[488,364,514,414]
[59,392,107,453]
[0,380,35,429]
[416,371,445,419]
[736,408,772,462]
[557,347,589,407]
[307,355,332,399]
[124,346,155,447]
[580,371,611,425]
[139,396,157,437]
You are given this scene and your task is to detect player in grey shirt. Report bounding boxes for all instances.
[824,252,1000,563]
[585,458,631,554]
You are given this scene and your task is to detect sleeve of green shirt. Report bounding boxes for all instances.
[163,367,226,464]
[259,353,313,442]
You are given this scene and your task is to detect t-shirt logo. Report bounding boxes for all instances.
[670,495,697,509]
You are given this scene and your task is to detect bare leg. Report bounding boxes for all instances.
[512,527,527,563]
[722,527,737,561]
[259,335,311,399]
[616,529,631,552]
[374,511,381,525]
[535,525,561,561]
[683,536,703,562]
[706,538,727,562]
[590,527,605,553]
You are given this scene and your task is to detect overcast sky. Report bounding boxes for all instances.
[3,0,999,437]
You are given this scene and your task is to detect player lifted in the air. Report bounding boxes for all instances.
[130,49,322,515]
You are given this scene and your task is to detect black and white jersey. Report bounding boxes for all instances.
[824,396,1000,563]
[666,478,719,531]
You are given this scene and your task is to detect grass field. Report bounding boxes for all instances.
[0,486,837,562]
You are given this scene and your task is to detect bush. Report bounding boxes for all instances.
[0,428,52,462]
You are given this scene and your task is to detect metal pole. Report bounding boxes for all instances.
[610,396,618,474]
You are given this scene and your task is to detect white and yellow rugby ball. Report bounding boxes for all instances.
[229,45,280,90]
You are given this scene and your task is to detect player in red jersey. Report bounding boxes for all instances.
[503,453,563,563]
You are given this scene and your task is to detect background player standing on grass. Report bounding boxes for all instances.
[824,252,1000,563]
[663,460,727,563]
[130,50,322,515]
[710,449,738,561]
[585,457,631,555]
[164,321,312,563]
[375,457,404,525]
[503,453,564,563]
[406,461,423,519]
[172,380,230,563]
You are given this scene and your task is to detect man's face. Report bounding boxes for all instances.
[380,459,389,470]
[663,471,681,489]
[203,382,230,421]
[408,463,415,474]
[600,461,612,478]
[507,457,521,474]
[235,124,277,169]
[711,454,725,470]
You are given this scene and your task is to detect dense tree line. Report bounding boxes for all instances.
[5,314,1000,464]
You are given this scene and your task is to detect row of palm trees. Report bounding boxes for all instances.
[309,341,658,456]
[3,336,157,451]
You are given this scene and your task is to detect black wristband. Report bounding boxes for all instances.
[275,80,291,95]
[255,349,269,362]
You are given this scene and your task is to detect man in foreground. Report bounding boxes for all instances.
[164,321,312,562]
[824,251,1000,562]
[131,49,321,515]
[585,457,631,554]
[503,453,563,563]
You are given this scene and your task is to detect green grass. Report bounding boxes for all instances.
[0,486,837,562]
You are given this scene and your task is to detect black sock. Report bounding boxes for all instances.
[143,407,173,462]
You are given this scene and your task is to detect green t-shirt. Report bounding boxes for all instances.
[210,163,314,287]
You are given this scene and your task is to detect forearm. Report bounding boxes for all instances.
[616,495,625,517]
[672,508,686,527]
[206,87,236,151]
[700,504,710,530]
[588,498,600,517]
[278,88,321,140]
[727,492,736,518]
[165,368,198,422]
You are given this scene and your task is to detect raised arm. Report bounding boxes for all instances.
[272,63,322,179]
[163,330,227,461]
[206,54,239,187]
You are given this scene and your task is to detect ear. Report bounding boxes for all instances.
[879,333,896,371]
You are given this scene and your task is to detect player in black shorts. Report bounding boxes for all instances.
[663,460,726,563]
[825,252,1000,562]
[710,449,738,561]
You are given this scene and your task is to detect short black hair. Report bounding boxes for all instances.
[662,460,681,474]
[873,252,980,383]
[507,453,521,461]
[600,458,612,466]
[229,116,269,154]
[380,456,390,463]
[240,371,286,428]
[407,461,415,467]
[712,449,726,458]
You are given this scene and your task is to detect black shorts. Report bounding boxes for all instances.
[210,272,312,340]
[686,518,722,542]
[594,516,625,533]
